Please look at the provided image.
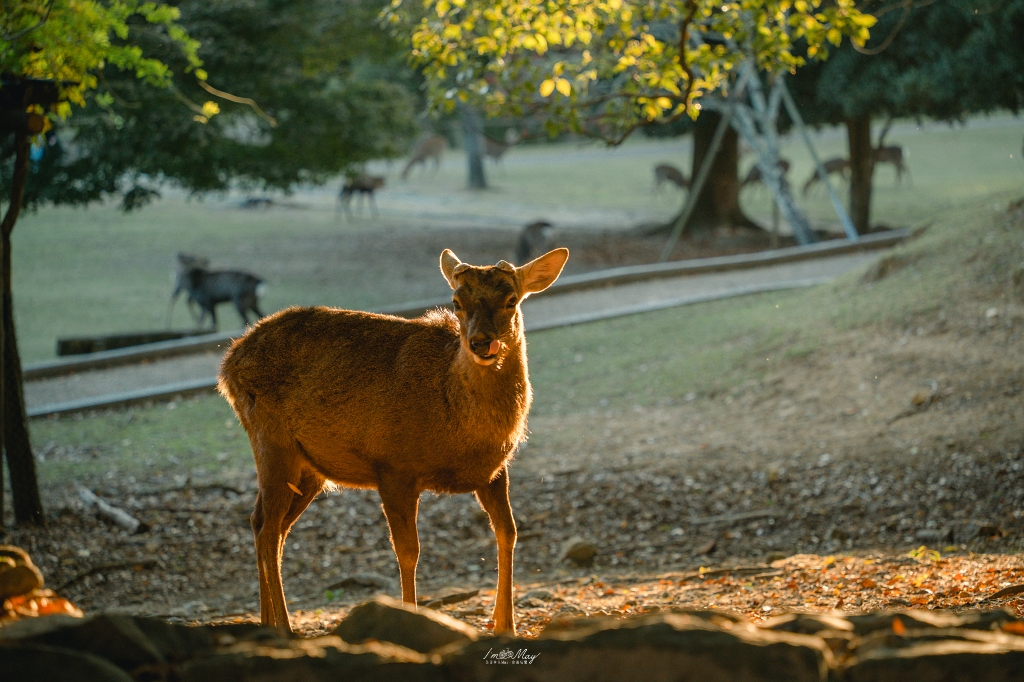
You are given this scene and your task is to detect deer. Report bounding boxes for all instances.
[515,220,554,264]
[400,135,447,180]
[337,174,385,217]
[741,158,791,188]
[872,145,910,185]
[802,157,851,197]
[168,253,266,330]
[217,247,570,636]
[653,163,688,192]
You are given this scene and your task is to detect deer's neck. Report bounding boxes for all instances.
[449,326,531,448]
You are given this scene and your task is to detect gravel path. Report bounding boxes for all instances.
[24,252,877,411]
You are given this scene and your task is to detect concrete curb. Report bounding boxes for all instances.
[28,276,831,418]
[24,228,909,382]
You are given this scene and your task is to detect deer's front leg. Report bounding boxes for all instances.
[476,466,517,634]
[379,476,421,605]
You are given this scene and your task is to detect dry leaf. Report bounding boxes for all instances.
[287,482,302,495]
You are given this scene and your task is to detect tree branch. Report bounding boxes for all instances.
[197,79,277,127]
[1,0,55,42]
[852,0,914,55]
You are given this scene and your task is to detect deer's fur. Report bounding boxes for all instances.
[802,157,851,197]
[217,248,570,635]
[401,135,447,180]
[653,163,688,192]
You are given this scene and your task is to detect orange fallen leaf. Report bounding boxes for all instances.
[287,482,302,495]
[1002,622,1024,635]
[892,618,906,635]
[861,578,877,588]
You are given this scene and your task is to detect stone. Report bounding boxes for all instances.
[0,642,135,682]
[846,610,1023,637]
[0,563,45,600]
[332,595,478,654]
[519,589,555,603]
[178,635,444,682]
[560,537,597,567]
[760,612,854,635]
[0,613,165,673]
[132,617,272,663]
[327,572,396,592]
[445,612,831,682]
[845,629,1024,682]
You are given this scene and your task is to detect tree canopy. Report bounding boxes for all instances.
[5,0,419,211]
[389,0,876,143]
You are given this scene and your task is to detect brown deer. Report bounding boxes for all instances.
[217,248,570,635]
[653,163,688,192]
[484,129,522,165]
[741,158,791,188]
[400,135,447,180]
[802,157,851,196]
[337,174,385,217]
[873,145,910,184]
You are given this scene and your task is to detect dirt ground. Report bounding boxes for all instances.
[5,210,1024,638]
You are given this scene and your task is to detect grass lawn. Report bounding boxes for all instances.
[12,115,1023,364]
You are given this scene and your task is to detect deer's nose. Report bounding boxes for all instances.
[469,334,499,356]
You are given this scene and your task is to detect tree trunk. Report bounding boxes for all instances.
[846,114,873,234]
[459,105,487,190]
[685,110,759,231]
[0,133,43,526]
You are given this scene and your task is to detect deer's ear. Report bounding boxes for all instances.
[440,249,463,289]
[519,248,568,295]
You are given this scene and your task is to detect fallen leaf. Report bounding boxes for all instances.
[287,482,302,495]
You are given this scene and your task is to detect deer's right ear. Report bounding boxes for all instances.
[440,249,462,289]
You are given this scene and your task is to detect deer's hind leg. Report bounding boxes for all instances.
[250,436,322,633]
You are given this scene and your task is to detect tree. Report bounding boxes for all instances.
[387,0,875,231]
[0,0,203,526]
[786,0,1024,232]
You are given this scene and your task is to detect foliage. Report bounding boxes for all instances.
[0,0,202,120]
[387,0,875,143]
[4,0,419,211]
[787,0,1024,125]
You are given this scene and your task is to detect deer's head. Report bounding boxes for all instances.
[441,248,568,367]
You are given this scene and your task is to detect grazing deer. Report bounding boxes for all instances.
[653,163,688,192]
[484,129,523,165]
[872,145,910,184]
[515,220,554,264]
[741,158,791,188]
[337,174,385,217]
[400,135,447,180]
[168,253,265,331]
[218,248,570,635]
[802,157,851,197]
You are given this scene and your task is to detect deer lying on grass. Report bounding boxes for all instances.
[218,247,570,635]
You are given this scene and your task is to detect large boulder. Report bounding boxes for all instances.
[333,595,478,654]
[444,611,831,682]
[0,642,135,682]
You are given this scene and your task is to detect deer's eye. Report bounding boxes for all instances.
[452,299,462,311]
[505,297,517,309]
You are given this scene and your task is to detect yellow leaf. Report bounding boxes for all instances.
[436,0,450,15]
[201,101,220,117]
[540,79,555,96]
[555,78,571,96]
[656,97,671,109]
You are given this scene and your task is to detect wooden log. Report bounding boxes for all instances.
[77,485,149,534]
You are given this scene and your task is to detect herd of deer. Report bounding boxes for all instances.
[654,145,910,197]
[338,132,522,217]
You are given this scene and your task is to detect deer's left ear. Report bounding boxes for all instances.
[518,248,569,296]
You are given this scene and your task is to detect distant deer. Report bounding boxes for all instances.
[337,174,385,217]
[653,163,688,192]
[401,135,447,180]
[484,129,522,165]
[515,220,554,264]
[741,158,791,188]
[168,253,265,331]
[218,247,570,635]
[802,157,851,196]
[873,145,910,184]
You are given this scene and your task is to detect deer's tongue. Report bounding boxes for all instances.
[487,340,501,356]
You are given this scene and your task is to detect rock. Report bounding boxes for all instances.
[914,528,952,543]
[332,595,478,654]
[132,617,272,663]
[178,636,444,682]
[0,643,135,682]
[845,629,1024,682]
[327,572,396,593]
[560,537,597,566]
[0,563,45,600]
[446,612,830,682]
[846,610,1024,637]
[0,613,165,673]
[521,589,555,602]
[760,612,854,635]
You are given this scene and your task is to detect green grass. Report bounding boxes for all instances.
[29,185,1024,487]
[12,115,1023,363]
